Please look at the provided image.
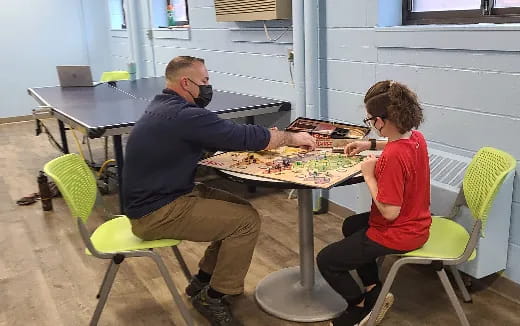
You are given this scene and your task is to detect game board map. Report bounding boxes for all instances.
[199,147,363,189]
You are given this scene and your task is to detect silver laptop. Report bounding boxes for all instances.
[56,65,99,87]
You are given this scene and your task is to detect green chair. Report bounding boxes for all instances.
[44,153,194,326]
[99,70,130,82]
[367,147,516,326]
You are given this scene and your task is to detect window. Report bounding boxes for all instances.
[150,0,189,28]
[166,0,189,26]
[403,0,520,25]
[110,0,189,29]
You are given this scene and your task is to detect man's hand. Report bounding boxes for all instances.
[289,132,316,151]
[344,140,371,156]
[265,130,316,151]
[361,154,378,179]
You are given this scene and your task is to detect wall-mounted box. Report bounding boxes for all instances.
[215,0,291,22]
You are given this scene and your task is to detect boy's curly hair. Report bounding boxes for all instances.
[364,80,423,133]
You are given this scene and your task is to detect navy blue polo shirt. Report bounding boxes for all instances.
[122,89,270,219]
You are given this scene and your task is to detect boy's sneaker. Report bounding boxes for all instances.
[360,284,395,325]
[185,276,208,297]
[192,285,236,326]
[330,305,370,326]
[329,285,395,326]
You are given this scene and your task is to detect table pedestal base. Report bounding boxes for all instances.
[255,266,347,322]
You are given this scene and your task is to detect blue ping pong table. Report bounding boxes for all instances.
[28,76,291,212]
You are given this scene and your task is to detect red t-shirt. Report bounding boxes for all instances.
[366,130,432,251]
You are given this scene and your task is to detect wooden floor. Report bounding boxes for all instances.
[1,120,519,326]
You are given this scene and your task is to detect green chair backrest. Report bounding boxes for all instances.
[100,71,130,82]
[44,154,97,223]
[462,147,516,231]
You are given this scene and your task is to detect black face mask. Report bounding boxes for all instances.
[187,78,213,108]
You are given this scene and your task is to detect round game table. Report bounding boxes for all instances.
[216,168,364,322]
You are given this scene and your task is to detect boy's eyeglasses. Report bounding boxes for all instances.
[363,116,385,127]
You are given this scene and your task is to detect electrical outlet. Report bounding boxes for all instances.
[287,48,294,63]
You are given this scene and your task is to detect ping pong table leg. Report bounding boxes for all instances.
[245,116,255,125]
[113,135,125,214]
[245,116,257,193]
[57,120,69,154]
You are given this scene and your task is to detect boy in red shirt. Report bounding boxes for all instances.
[317,80,431,326]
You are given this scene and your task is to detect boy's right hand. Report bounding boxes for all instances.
[344,140,371,156]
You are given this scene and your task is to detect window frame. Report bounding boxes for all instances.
[121,0,127,29]
[402,0,520,25]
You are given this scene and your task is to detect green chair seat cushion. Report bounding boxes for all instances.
[86,216,181,255]
[100,71,130,82]
[402,216,477,261]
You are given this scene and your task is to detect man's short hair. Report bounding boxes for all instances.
[165,56,205,82]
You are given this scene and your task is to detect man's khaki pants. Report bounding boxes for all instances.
[130,184,261,295]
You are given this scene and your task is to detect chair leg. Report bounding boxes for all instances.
[437,268,470,326]
[90,256,123,326]
[449,266,472,303]
[366,260,402,326]
[150,254,194,326]
[172,246,192,282]
[96,260,114,299]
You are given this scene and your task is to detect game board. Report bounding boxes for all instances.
[199,147,363,189]
[286,117,370,148]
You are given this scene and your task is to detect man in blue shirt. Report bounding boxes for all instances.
[123,56,315,325]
